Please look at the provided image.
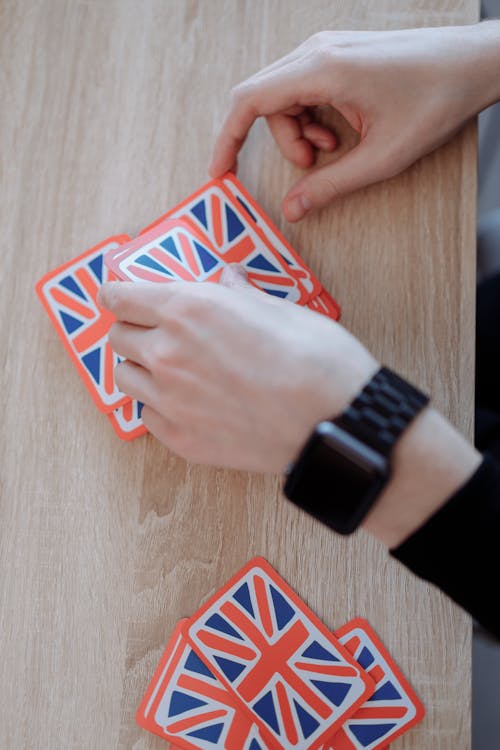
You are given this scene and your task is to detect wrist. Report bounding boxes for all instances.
[362,407,482,548]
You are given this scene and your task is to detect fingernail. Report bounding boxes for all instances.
[286,194,311,222]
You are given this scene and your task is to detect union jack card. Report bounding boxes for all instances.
[221,172,323,301]
[307,290,341,322]
[321,618,425,750]
[185,558,374,750]
[136,621,271,750]
[108,399,147,441]
[109,219,225,285]
[36,236,132,413]
[121,179,311,304]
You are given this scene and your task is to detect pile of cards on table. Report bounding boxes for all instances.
[137,558,424,750]
[36,173,340,441]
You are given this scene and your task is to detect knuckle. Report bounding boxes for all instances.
[230,81,250,104]
[146,338,172,373]
[164,288,204,320]
[312,43,336,70]
[311,173,343,202]
[146,335,190,379]
[229,82,258,118]
[103,283,123,314]
[309,30,331,46]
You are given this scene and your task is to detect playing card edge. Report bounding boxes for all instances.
[334,616,426,745]
[35,235,132,414]
[182,557,376,748]
[135,620,187,729]
[136,178,312,305]
[222,172,323,301]
[336,618,425,720]
[34,234,131,289]
[106,410,148,441]
[35,280,131,415]
[319,289,342,321]
[112,217,220,281]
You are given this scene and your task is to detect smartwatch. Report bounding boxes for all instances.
[283,367,429,534]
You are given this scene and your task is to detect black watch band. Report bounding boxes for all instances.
[334,367,430,458]
[284,367,430,535]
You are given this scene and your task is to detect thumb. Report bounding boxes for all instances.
[219,263,253,290]
[282,139,385,221]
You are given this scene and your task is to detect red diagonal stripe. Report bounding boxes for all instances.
[212,194,223,247]
[149,246,195,281]
[254,575,273,638]
[368,665,384,684]
[342,636,360,656]
[178,231,200,276]
[276,680,298,746]
[294,662,359,678]
[246,271,294,287]
[354,706,407,720]
[221,601,332,718]
[177,674,239,708]
[216,235,255,261]
[166,708,227,734]
[50,287,94,319]
[196,629,257,661]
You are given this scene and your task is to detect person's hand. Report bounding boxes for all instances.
[210,23,500,222]
[98,268,378,473]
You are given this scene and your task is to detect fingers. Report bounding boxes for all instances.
[114,359,161,405]
[282,139,384,221]
[209,61,328,178]
[266,113,315,169]
[266,112,337,169]
[302,122,337,152]
[99,281,177,326]
[108,321,154,368]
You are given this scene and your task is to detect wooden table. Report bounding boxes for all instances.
[0,2,478,748]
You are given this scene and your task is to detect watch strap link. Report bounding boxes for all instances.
[334,367,430,458]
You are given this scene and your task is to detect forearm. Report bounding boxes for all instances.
[362,407,482,547]
[457,21,500,115]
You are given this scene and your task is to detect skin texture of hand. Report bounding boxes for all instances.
[99,269,481,548]
[209,22,500,222]
[98,267,379,473]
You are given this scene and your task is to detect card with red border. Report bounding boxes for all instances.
[109,218,225,284]
[184,558,374,750]
[221,172,323,302]
[109,214,308,304]
[136,621,270,750]
[108,399,147,441]
[36,236,131,413]
[110,178,311,305]
[320,618,425,750]
[307,289,341,321]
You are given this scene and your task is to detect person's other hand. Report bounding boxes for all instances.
[210,24,499,221]
[98,269,378,472]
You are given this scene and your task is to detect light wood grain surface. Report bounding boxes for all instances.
[0,1,478,748]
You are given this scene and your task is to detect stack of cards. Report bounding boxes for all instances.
[136,558,424,750]
[36,175,340,440]
[35,235,148,441]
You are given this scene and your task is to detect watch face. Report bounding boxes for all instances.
[285,423,390,535]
